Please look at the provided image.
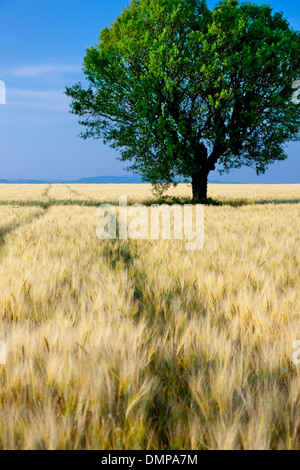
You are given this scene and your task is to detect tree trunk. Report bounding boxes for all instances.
[192,170,208,201]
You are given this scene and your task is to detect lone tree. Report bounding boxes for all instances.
[66,0,300,200]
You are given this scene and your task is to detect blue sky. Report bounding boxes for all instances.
[0,0,299,182]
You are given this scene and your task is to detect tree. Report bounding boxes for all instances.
[66,0,300,200]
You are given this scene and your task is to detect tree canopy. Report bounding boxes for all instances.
[66,0,300,200]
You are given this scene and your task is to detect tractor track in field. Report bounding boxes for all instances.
[0,208,49,257]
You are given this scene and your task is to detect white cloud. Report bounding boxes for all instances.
[13,64,81,78]
[0,63,81,80]
[6,88,70,112]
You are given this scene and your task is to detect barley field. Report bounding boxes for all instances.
[0,183,299,450]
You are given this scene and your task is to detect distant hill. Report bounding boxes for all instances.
[0,176,242,184]
[76,176,143,184]
[0,176,143,184]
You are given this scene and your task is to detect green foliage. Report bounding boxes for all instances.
[66,0,300,192]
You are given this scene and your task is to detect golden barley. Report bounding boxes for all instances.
[0,184,299,449]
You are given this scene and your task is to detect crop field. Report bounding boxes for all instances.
[0,183,299,450]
